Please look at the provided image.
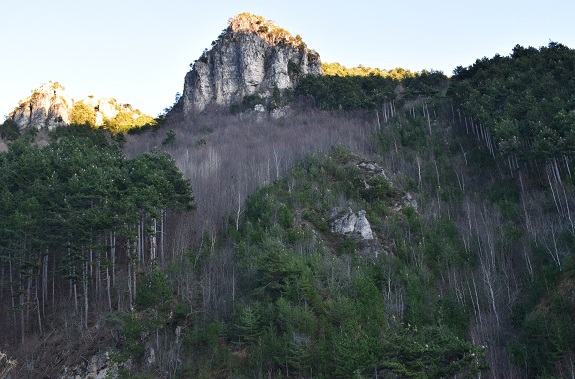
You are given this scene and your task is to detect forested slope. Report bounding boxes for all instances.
[449,42,575,165]
[0,127,194,376]
[0,42,574,378]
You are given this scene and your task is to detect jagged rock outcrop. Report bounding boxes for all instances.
[82,96,121,126]
[58,352,125,379]
[10,81,73,131]
[330,207,374,240]
[179,12,322,117]
[391,192,419,212]
[8,83,154,132]
[357,160,392,184]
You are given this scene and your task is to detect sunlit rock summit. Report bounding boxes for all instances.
[178,12,322,117]
[10,81,73,131]
[8,82,154,132]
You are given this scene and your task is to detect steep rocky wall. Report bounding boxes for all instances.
[179,13,322,117]
[10,81,73,131]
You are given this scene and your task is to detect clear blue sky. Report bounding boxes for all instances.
[1,0,574,121]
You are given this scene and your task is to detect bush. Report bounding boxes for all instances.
[70,101,96,127]
[0,119,20,140]
[162,129,176,146]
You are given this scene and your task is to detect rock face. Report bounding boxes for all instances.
[330,207,374,240]
[10,81,73,131]
[392,192,419,212]
[8,83,154,132]
[178,13,322,117]
[82,96,121,126]
[58,352,124,379]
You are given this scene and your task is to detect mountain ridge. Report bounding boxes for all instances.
[7,81,155,133]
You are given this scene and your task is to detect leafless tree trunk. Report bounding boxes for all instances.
[83,261,88,328]
[160,210,165,266]
[127,239,133,309]
[151,217,157,264]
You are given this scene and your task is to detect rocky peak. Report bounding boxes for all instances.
[10,81,73,131]
[228,12,308,49]
[178,13,322,117]
[8,83,154,133]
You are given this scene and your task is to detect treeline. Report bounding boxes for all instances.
[296,66,448,111]
[0,126,193,343]
[322,62,417,79]
[449,42,575,163]
[71,100,158,135]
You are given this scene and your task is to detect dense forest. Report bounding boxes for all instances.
[0,127,193,351]
[1,42,574,378]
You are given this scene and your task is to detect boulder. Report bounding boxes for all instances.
[330,207,373,240]
[355,210,374,240]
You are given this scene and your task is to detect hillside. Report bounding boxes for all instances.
[0,13,574,378]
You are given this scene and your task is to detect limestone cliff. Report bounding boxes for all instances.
[10,81,73,131]
[8,82,154,132]
[179,13,322,116]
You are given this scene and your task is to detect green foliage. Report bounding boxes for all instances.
[162,129,176,146]
[135,269,173,310]
[0,119,20,141]
[287,60,301,79]
[183,320,225,351]
[0,126,194,314]
[450,42,575,161]
[230,93,267,114]
[104,110,157,135]
[107,312,147,360]
[70,100,96,126]
[216,149,484,377]
[396,115,428,148]
[361,175,397,201]
[510,264,575,377]
[297,65,448,111]
[322,62,417,79]
[235,303,262,342]
[296,73,393,111]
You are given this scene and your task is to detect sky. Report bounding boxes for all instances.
[1,0,574,121]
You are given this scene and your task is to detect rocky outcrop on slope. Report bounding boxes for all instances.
[8,82,154,132]
[58,352,118,379]
[330,207,374,240]
[82,96,121,126]
[10,81,73,131]
[178,12,322,117]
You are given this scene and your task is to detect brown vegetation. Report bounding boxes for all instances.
[125,108,380,249]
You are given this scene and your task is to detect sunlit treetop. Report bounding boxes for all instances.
[322,62,420,81]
